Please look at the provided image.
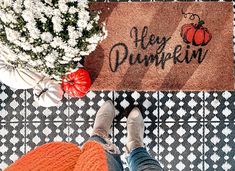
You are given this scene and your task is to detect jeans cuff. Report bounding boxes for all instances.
[126,147,147,162]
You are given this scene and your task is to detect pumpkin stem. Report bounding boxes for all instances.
[198,20,205,26]
[35,88,48,98]
[68,80,74,85]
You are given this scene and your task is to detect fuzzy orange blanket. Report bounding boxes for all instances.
[5,141,108,171]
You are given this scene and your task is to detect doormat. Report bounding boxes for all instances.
[85,2,234,91]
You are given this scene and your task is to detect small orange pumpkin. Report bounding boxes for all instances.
[181,20,212,46]
[62,69,91,98]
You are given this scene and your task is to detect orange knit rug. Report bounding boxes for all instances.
[85,2,234,91]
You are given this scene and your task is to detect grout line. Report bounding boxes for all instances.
[112,91,115,143]
[67,96,71,142]
[202,91,205,171]
[157,91,160,161]
[2,120,233,124]
[24,90,27,154]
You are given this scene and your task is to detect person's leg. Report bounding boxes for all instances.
[127,147,163,171]
[90,100,123,171]
[126,108,163,171]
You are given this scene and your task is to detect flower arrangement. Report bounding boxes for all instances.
[0,0,107,81]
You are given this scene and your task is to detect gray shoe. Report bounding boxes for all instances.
[126,107,144,153]
[92,100,115,137]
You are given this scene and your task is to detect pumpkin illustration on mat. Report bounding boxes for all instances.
[181,10,212,46]
[62,69,91,98]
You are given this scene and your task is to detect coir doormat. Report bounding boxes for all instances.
[85,2,234,91]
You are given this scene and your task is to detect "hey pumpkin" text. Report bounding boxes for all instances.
[109,26,209,72]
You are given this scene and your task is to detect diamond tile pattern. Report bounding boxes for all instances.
[159,92,204,122]
[0,0,235,171]
[0,84,25,122]
[204,92,235,122]
[114,91,158,122]
[0,122,25,169]
[159,122,203,171]
[204,122,235,171]
[69,91,113,122]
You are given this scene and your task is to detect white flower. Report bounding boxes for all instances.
[68,39,77,47]
[73,56,82,61]
[46,61,55,68]
[40,17,47,23]
[45,53,57,63]
[86,23,93,31]
[77,19,88,30]
[80,51,89,56]
[0,0,106,81]
[94,15,100,22]
[58,60,69,64]
[52,16,63,32]
[51,37,63,48]
[69,7,78,14]
[58,2,68,14]
[28,60,37,67]
[5,27,20,42]
[0,0,13,8]
[25,22,40,39]
[41,32,53,43]
[22,10,34,22]
[0,11,8,23]
[23,0,33,9]
[86,34,101,44]
[32,46,43,53]
[18,53,30,61]
[78,9,90,21]
[87,44,97,53]
[44,0,53,6]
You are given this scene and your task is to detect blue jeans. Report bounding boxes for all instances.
[89,135,163,171]
[127,147,163,171]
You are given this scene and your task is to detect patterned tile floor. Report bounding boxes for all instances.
[0,0,235,171]
[0,82,235,171]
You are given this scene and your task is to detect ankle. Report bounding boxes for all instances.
[92,128,109,139]
[126,141,144,154]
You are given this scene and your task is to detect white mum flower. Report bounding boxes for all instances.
[0,0,13,8]
[68,39,77,47]
[78,9,90,22]
[32,46,43,53]
[86,34,101,44]
[18,53,30,61]
[87,44,97,53]
[73,56,82,61]
[58,60,69,64]
[45,53,57,63]
[5,27,20,42]
[80,51,89,56]
[23,0,33,9]
[86,23,93,31]
[58,2,68,14]
[51,37,63,48]
[22,10,34,22]
[46,61,55,68]
[52,16,63,32]
[25,22,40,39]
[69,7,78,14]
[41,32,53,43]
[77,19,87,30]
[0,11,8,23]
[44,0,53,6]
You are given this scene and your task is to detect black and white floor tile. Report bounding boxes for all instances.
[0,0,235,171]
[1,83,234,171]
